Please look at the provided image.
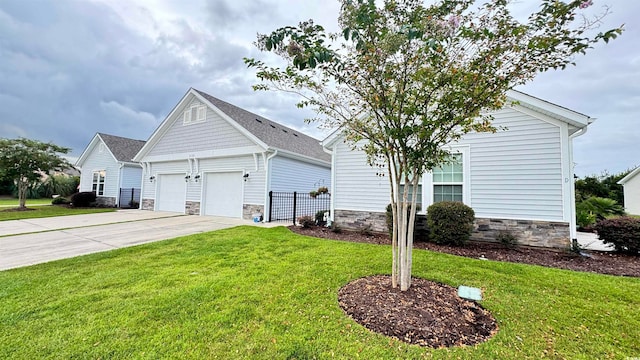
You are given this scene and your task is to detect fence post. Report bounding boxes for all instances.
[292,191,297,226]
[268,191,273,222]
[130,188,134,206]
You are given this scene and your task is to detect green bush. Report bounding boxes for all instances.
[70,192,96,207]
[297,216,315,228]
[578,197,625,221]
[576,207,597,229]
[497,230,518,249]
[427,201,475,246]
[51,197,70,205]
[315,210,329,225]
[594,216,640,255]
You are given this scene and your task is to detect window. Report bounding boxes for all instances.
[92,170,106,196]
[183,105,206,125]
[432,154,463,203]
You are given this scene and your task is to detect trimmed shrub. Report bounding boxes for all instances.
[427,201,475,246]
[297,216,315,228]
[594,216,640,255]
[51,197,70,205]
[70,191,96,207]
[497,230,518,249]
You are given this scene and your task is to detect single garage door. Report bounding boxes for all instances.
[203,172,243,217]
[156,174,186,213]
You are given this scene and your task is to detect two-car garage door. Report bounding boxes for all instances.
[155,172,243,217]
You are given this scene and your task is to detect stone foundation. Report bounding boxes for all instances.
[243,204,265,221]
[474,218,570,248]
[95,196,116,207]
[186,201,200,215]
[334,209,570,249]
[141,198,154,210]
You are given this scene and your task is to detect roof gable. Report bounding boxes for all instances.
[98,133,146,163]
[134,88,329,163]
[194,89,330,162]
[619,167,640,185]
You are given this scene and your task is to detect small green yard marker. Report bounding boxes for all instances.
[458,285,482,301]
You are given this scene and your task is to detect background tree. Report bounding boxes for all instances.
[245,0,622,291]
[0,138,71,209]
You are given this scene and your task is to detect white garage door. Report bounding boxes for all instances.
[156,174,186,213]
[203,172,243,217]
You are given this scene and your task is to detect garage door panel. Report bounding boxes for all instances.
[157,174,185,213]
[203,172,242,217]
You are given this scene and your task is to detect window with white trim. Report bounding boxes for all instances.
[183,105,206,125]
[432,153,463,203]
[92,170,106,196]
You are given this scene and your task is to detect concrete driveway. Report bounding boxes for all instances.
[0,210,280,271]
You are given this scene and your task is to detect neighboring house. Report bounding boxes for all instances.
[618,167,640,215]
[132,88,331,219]
[76,133,146,207]
[322,90,592,248]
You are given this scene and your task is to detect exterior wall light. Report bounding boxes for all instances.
[185,175,191,182]
[149,176,155,182]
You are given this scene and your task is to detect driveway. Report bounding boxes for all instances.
[0,210,280,271]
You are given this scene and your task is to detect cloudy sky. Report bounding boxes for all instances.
[0,0,637,177]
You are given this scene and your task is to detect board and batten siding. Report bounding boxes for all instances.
[463,106,564,221]
[198,155,265,205]
[332,106,566,221]
[142,160,189,199]
[78,142,120,198]
[269,156,331,193]
[147,98,255,157]
[120,165,142,189]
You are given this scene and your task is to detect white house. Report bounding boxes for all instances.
[75,133,146,207]
[618,167,640,215]
[322,90,592,248]
[133,88,331,219]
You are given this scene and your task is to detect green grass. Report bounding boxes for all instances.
[0,206,115,221]
[0,198,53,206]
[0,226,638,359]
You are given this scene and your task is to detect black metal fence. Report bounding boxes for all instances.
[268,191,330,224]
[119,188,141,208]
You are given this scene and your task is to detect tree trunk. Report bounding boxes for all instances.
[18,178,27,209]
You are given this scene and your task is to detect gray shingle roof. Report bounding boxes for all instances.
[98,133,146,162]
[194,89,330,163]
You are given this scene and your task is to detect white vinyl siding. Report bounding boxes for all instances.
[78,140,119,198]
[457,106,564,221]
[332,140,391,212]
[623,173,640,215]
[331,106,566,221]
[269,156,331,193]
[148,97,254,157]
[121,166,142,189]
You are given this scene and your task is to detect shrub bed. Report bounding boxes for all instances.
[594,216,640,255]
[70,192,96,208]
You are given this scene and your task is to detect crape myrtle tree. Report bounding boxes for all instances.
[244,0,622,291]
[0,138,70,209]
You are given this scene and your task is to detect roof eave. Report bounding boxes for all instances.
[618,167,640,185]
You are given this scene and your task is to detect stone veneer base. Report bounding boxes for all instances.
[95,196,116,207]
[243,204,265,221]
[334,209,570,249]
[141,198,155,210]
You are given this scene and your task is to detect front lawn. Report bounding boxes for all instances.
[0,226,638,359]
[0,198,53,207]
[0,206,115,221]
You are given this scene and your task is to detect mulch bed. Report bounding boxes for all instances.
[289,226,640,278]
[289,225,639,348]
[339,275,498,348]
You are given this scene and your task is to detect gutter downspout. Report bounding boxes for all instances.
[117,162,125,207]
[568,124,590,248]
[263,150,278,222]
